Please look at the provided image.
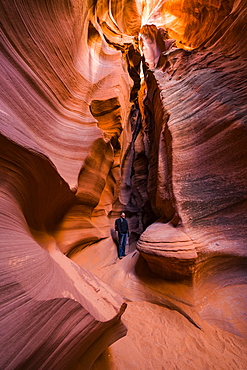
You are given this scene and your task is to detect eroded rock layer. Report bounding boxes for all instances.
[0,0,138,367]
[1,0,247,369]
[137,1,247,282]
[0,133,127,369]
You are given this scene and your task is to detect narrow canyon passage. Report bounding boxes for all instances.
[0,1,247,369]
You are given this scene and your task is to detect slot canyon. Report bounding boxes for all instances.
[1,0,247,369]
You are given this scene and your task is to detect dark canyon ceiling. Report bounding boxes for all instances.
[0,0,247,369]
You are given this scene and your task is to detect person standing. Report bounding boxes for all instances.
[115,212,129,259]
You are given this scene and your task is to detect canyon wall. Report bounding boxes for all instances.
[137,0,247,280]
[0,0,247,369]
[0,0,137,368]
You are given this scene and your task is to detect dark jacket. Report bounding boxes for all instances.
[115,217,129,234]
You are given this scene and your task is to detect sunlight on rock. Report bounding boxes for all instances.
[0,0,247,369]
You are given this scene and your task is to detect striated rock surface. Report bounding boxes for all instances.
[140,0,236,49]
[0,134,127,369]
[136,0,247,282]
[0,0,137,368]
[137,222,198,280]
[1,0,247,369]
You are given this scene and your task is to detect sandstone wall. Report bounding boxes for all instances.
[0,0,247,368]
[0,0,139,367]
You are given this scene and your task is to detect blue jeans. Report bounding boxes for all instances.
[118,233,127,257]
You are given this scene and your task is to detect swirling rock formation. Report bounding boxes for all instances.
[136,0,247,284]
[137,222,198,280]
[140,0,236,49]
[0,0,135,368]
[0,134,127,369]
[1,0,247,369]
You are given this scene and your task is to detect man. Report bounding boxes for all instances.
[115,212,129,259]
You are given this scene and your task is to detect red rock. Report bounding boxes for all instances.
[137,222,198,280]
[1,0,247,369]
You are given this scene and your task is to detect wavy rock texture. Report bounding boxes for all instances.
[0,0,138,368]
[140,0,236,49]
[137,0,247,277]
[134,0,247,351]
[138,222,198,280]
[0,134,127,370]
[1,0,247,369]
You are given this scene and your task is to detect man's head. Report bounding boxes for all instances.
[121,212,125,218]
